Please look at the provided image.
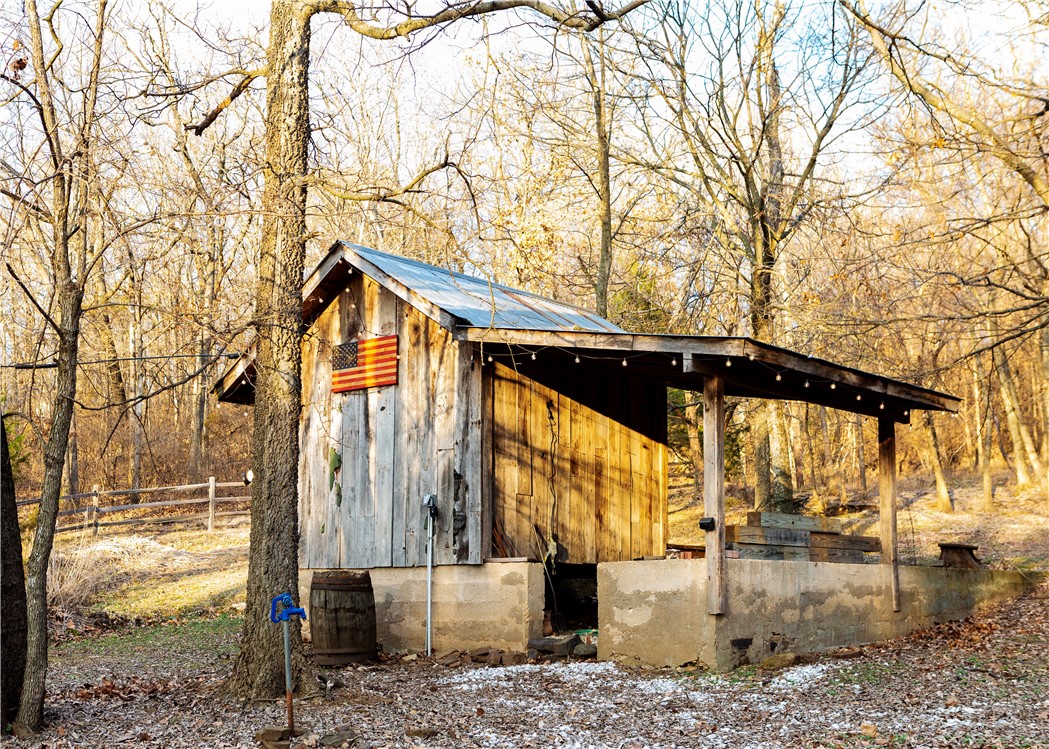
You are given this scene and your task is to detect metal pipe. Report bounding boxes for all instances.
[270,593,306,737]
[283,617,294,734]
[424,493,437,656]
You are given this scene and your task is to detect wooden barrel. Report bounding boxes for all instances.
[309,570,377,666]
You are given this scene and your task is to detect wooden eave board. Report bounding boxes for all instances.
[212,346,257,404]
[458,328,959,420]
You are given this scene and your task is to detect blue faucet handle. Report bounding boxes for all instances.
[270,593,307,623]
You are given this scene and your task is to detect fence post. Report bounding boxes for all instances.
[207,476,217,532]
[91,484,100,537]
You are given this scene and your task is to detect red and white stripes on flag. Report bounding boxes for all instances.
[331,335,398,393]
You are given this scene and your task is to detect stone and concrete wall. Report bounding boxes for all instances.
[599,558,1029,671]
[300,562,544,654]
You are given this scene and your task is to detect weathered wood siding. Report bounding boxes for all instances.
[490,359,667,563]
[299,274,483,568]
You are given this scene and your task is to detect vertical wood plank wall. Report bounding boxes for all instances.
[490,360,668,564]
[299,274,483,569]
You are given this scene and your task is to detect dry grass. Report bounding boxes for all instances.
[45,520,250,625]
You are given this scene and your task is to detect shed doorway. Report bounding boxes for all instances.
[545,562,598,634]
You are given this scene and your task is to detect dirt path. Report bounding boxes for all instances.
[11,579,1047,749]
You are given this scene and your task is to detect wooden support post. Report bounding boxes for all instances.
[207,476,217,532]
[91,484,100,537]
[704,376,726,615]
[878,418,900,612]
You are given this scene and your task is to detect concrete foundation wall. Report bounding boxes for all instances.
[597,559,716,667]
[300,563,544,654]
[599,559,1029,671]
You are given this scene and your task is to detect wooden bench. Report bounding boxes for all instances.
[938,542,982,569]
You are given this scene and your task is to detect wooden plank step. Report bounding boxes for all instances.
[809,546,866,563]
[746,511,842,534]
[810,532,880,552]
[726,525,810,547]
[733,543,810,561]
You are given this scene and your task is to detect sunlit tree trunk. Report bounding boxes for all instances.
[923,412,953,513]
[853,414,867,497]
[226,0,310,698]
[973,357,994,512]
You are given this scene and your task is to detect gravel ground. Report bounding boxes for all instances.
[8,580,1047,749]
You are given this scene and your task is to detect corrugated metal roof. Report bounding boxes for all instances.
[342,242,624,334]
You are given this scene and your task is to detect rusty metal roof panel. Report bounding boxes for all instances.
[344,243,624,334]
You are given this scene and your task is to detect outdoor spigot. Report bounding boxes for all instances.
[270,592,307,623]
[270,592,307,736]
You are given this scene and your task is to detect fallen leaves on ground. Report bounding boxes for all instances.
[8,580,1047,749]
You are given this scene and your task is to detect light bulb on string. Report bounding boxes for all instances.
[804,380,810,388]
[856,394,862,401]
[671,358,677,367]
[575,355,580,364]
[830,382,836,390]
[622,359,627,367]
[879,402,885,410]
[725,359,732,367]
[531,353,536,361]
[775,373,782,382]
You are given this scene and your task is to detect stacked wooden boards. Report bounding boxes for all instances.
[726,512,880,564]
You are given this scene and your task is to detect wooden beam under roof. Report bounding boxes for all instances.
[462,329,959,421]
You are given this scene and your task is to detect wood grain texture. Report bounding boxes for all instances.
[300,275,484,569]
[745,512,843,534]
[726,525,810,548]
[489,361,667,564]
[879,417,900,612]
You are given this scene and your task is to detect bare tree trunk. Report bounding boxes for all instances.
[854,414,867,497]
[818,406,843,512]
[226,0,310,698]
[1,415,27,726]
[1043,325,1049,511]
[752,403,772,509]
[13,0,100,729]
[17,286,84,732]
[130,297,144,494]
[923,412,953,513]
[685,400,704,497]
[993,346,1038,488]
[769,401,794,510]
[804,404,819,495]
[187,332,211,481]
[65,413,79,499]
[580,32,613,318]
[973,357,994,512]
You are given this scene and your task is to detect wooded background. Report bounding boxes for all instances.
[2,0,1046,510]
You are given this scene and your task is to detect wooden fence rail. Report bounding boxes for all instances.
[16,477,251,536]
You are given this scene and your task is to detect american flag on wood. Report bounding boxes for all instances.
[332,335,398,393]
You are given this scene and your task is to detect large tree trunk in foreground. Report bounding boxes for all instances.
[1,416,27,727]
[226,0,310,697]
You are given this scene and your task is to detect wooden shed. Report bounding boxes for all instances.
[217,242,961,654]
[218,242,670,571]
